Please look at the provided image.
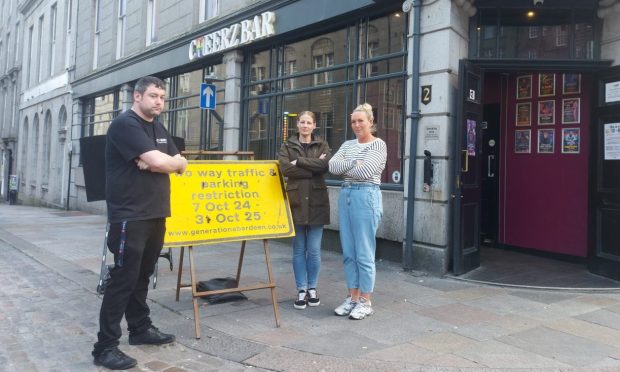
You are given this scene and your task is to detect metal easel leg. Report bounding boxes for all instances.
[176,247,185,301]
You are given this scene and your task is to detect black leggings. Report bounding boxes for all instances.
[93,218,166,354]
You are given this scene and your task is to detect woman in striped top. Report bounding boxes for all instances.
[329,103,387,320]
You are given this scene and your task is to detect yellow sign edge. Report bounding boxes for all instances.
[165,160,294,246]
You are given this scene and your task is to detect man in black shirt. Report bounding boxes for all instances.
[92,76,188,370]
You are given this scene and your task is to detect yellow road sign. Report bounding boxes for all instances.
[165,161,294,247]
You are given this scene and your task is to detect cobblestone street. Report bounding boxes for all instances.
[0,240,251,372]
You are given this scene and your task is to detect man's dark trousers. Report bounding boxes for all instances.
[93,218,166,355]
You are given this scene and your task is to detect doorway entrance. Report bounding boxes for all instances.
[452,60,620,285]
[480,71,590,259]
[481,103,500,244]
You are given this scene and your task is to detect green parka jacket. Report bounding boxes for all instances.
[278,134,331,226]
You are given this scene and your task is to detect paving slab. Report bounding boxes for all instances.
[416,303,502,327]
[499,326,618,367]
[576,309,620,331]
[5,204,620,371]
[545,317,620,348]
[410,331,479,354]
[454,340,571,369]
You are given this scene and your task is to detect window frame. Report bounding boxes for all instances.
[470,4,599,60]
[36,15,44,82]
[116,0,127,59]
[242,13,407,187]
[146,0,158,46]
[81,90,121,138]
[26,25,33,86]
[4,32,10,72]
[64,0,72,68]
[93,0,101,69]
[49,3,57,76]
[199,0,219,23]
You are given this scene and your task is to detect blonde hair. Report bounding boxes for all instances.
[352,103,376,133]
[298,111,316,123]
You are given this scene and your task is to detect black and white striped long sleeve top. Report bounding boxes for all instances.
[328,138,387,185]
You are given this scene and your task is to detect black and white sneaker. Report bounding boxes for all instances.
[307,288,320,307]
[294,290,307,309]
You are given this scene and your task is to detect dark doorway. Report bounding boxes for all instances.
[454,60,620,287]
[587,65,620,281]
[481,103,500,244]
[452,60,484,275]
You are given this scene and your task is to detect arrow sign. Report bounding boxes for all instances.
[200,83,216,110]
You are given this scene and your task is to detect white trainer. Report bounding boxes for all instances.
[334,296,356,316]
[348,298,374,320]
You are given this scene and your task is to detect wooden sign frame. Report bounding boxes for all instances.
[169,151,289,338]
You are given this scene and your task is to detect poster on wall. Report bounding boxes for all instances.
[539,73,555,97]
[538,129,555,153]
[563,73,581,94]
[515,129,531,154]
[516,102,531,126]
[467,119,476,156]
[561,128,580,154]
[538,100,555,125]
[562,98,580,124]
[517,75,532,99]
[605,81,620,103]
[604,123,620,160]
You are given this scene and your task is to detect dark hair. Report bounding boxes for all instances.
[134,76,166,95]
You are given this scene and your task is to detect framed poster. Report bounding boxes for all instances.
[517,75,532,99]
[562,98,580,124]
[606,81,620,103]
[515,129,531,154]
[466,119,476,156]
[604,123,620,159]
[561,128,580,154]
[539,73,555,97]
[516,102,531,126]
[538,100,555,125]
[562,73,581,94]
[538,129,555,153]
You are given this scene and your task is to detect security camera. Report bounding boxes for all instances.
[533,0,543,6]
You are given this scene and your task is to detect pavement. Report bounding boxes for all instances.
[3,204,620,371]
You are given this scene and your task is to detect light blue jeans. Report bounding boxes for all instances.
[338,183,383,294]
[292,224,323,290]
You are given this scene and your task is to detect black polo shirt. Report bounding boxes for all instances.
[105,109,179,223]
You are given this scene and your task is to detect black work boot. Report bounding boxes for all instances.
[93,347,137,370]
[128,325,175,345]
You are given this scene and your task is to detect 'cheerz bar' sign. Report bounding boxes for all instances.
[189,12,276,61]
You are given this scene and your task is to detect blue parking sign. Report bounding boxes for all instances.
[200,83,216,110]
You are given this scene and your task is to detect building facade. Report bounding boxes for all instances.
[12,0,75,208]
[4,0,620,278]
[0,0,22,204]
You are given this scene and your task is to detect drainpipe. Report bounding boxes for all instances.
[65,143,72,210]
[403,0,422,270]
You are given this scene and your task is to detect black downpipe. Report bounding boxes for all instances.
[403,0,422,270]
[65,146,72,210]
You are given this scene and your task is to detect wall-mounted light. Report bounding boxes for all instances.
[527,10,535,18]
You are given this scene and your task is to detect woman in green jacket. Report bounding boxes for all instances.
[278,111,331,310]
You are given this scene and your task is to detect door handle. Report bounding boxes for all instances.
[461,150,469,172]
[488,155,495,177]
